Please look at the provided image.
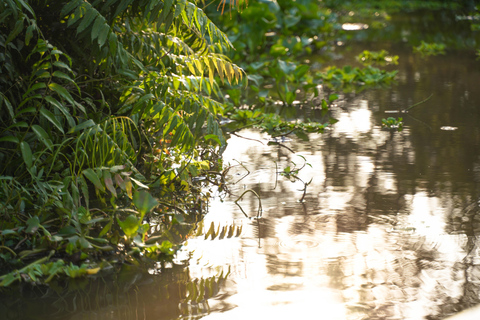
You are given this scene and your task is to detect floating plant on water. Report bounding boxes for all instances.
[277,155,313,202]
[382,117,404,131]
[413,41,446,57]
[356,50,399,66]
[318,65,398,87]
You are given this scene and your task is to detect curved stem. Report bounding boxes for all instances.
[0,246,17,257]
[234,189,262,218]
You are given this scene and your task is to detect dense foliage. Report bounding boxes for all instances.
[0,0,243,285]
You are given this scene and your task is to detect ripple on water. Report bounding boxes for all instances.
[277,236,320,249]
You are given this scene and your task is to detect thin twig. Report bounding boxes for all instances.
[232,160,250,184]
[273,161,278,190]
[404,93,433,112]
[231,132,264,144]
[267,141,295,153]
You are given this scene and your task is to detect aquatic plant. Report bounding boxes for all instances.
[413,41,446,57]
[356,50,399,66]
[278,155,313,202]
[318,65,398,87]
[324,0,462,14]
[382,117,404,131]
[204,0,342,123]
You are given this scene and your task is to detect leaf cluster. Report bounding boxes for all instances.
[0,0,243,285]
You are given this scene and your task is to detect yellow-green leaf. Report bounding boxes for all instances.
[117,214,139,238]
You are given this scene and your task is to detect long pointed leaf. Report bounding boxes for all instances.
[40,108,65,134]
[20,141,33,169]
[32,125,54,151]
[45,96,76,128]
[83,168,105,192]
[77,6,97,34]
[49,83,75,105]
[103,170,117,197]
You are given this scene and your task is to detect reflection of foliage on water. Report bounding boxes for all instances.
[197,220,243,240]
[0,263,230,320]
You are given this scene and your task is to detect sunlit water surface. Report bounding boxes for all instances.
[175,9,480,320]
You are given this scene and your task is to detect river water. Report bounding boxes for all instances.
[174,9,480,320]
[5,8,480,320]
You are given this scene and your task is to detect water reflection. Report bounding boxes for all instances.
[178,25,480,316]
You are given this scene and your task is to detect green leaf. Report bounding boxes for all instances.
[25,24,35,46]
[133,190,158,220]
[6,17,24,44]
[204,134,221,145]
[8,122,28,130]
[321,99,328,110]
[79,176,90,209]
[0,273,19,287]
[174,0,186,18]
[83,168,105,192]
[61,0,82,16]
[91,16,104,41]
[97,23,110,47]
[328,94,339,103]
[26,216,40,234]
[40,108,65,134]
[0,94,14,120]
[32,125,53,150]
[15,106,36,117]
[17,0,36,17]
[58,225,77,235]
[49,83,75,105]
[52,61,72,72]
[20,141,33,169]
[45,96,75,128]
[117,214,139,238]
[52,71,74,83]
[67,119,95,134]
[23,82,46,99]
[131,93,154,115]
[99,220,112,237]
[0,136,19,143]
[159,0,174,25]
[78,206,91,224]
[77,6,97,34]
[1,229,18,236]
